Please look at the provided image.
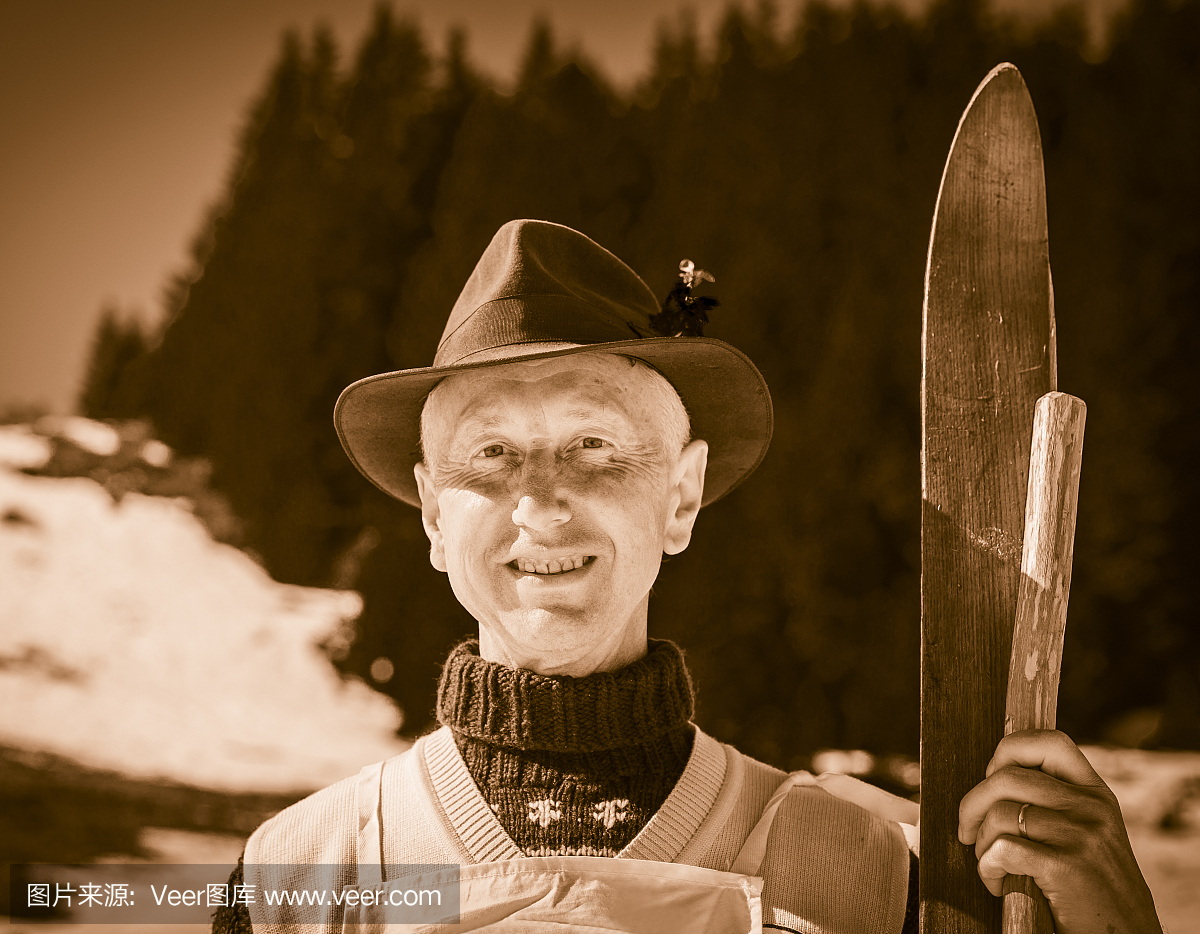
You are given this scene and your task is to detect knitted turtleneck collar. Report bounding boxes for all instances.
[436,638,695,753]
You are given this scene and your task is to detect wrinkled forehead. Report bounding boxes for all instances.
[429,353,660,411]
[420,352,675,447]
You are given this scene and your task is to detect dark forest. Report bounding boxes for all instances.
[80,0,1200,766]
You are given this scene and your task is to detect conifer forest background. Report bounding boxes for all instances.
[78,0,1200,767]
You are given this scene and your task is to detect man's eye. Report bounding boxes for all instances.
[482,444,506,457]
[580,438,606,449]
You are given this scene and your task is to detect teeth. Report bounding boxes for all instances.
[514,556,589,575]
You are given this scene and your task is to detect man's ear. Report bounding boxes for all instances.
[663,439,707,555]
[414,461,447,572]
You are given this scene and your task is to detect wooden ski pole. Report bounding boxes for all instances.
[1001,391,1086,934]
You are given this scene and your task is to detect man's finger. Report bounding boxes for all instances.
[984,729,1105,786]
[974,800,1071,860]
[959,765,1074,843]
[977,834,1051,898]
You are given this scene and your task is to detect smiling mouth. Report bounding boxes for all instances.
[508,555,596,576]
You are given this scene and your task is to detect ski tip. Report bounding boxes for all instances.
[966,62,1030,113]
[986,61,1022,81]
[941,61,1040,174]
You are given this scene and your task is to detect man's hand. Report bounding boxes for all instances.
[958,729,1161,934]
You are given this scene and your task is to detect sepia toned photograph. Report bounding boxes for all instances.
[1,1,1197,932]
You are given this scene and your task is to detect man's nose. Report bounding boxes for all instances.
[511,449,571,530]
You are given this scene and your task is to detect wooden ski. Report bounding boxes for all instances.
[920,64,1055,934]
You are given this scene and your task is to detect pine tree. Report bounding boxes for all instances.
[516,16,558,92]
[78,305,148,419]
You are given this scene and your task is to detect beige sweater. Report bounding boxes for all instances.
[244,725,912,933]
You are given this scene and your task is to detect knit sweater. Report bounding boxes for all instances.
[437,639,695,857]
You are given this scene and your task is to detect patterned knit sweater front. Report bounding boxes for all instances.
[436,639,695,857]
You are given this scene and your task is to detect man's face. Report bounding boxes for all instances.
[414,353,707,675]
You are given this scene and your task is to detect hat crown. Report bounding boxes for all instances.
[334,219,772,508]
[435,220,659,366]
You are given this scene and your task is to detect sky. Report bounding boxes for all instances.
[0,0,1129,416]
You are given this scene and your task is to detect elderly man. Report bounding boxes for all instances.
[216,220,1160,933]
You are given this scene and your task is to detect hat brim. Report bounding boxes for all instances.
[334,336,773,507]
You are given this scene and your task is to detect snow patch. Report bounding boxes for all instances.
[0,466,405,793]
[0,425,53,470]
[35,415,121,456]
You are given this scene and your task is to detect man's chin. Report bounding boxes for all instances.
[503,605,599,636]
[490,608,622,654]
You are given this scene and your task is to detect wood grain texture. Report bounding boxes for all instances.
[1000,877,1054,934]
[1004,392,1086,735]
[920,63,1054,934]
[1002,391,1087,934]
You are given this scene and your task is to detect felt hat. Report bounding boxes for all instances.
[334,219,772,507]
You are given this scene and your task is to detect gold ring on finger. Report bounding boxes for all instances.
[1017,802,1031,840]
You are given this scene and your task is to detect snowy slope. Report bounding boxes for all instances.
[0,429,406,793]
